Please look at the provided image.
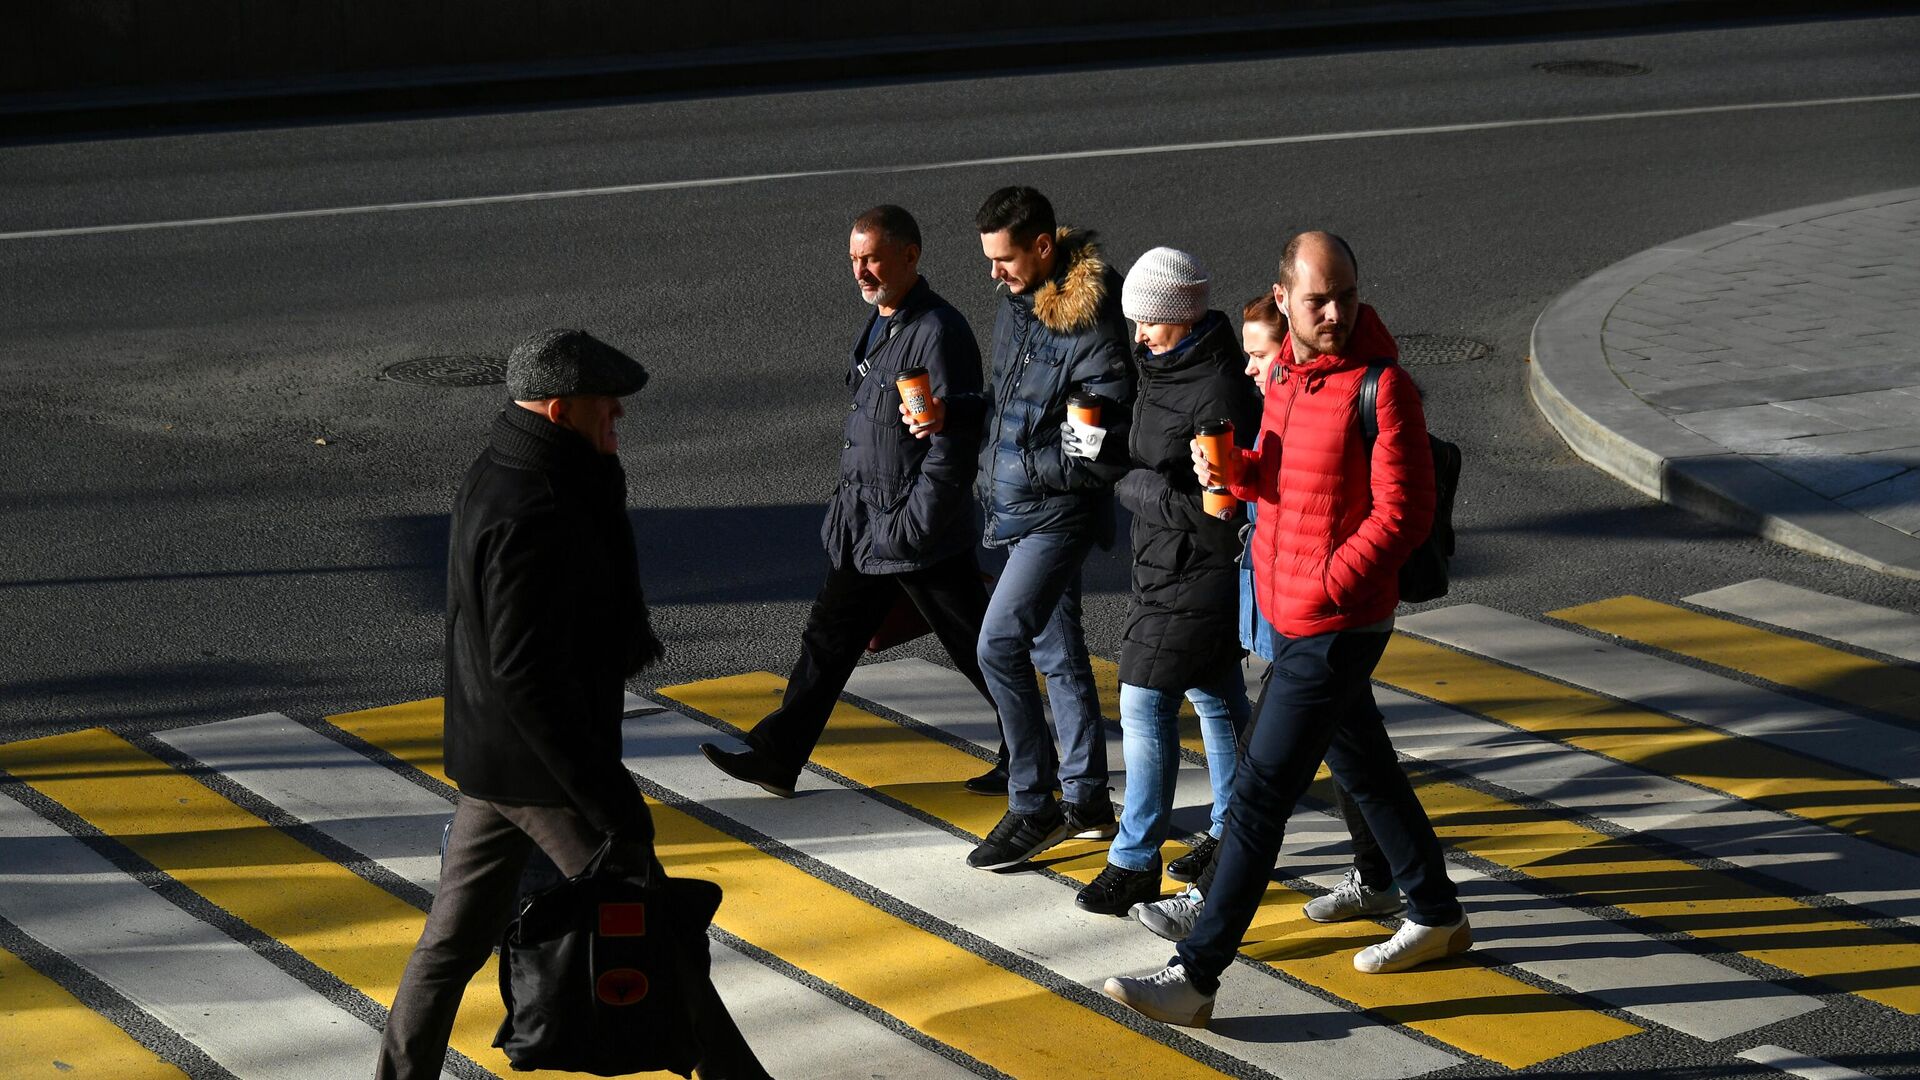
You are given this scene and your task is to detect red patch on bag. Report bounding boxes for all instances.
[595,968,649,1005]
[597,902,647,937]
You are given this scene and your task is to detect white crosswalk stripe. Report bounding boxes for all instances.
[858,658,1826,1042]
[4,579,1916,1078]
[1398,604,1920,786]
[1687,579,1920,665]
[153,712,981,1080]
[0,792,453,1080]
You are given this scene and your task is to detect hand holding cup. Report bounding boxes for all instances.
[1190,438,1224,490]
[898,393,944,434]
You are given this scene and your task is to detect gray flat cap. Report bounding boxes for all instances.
[506,328,650,399]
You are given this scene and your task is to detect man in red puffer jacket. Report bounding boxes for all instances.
[1105,232,1468,1028]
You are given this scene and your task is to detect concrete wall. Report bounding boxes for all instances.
[6,1,1397,97]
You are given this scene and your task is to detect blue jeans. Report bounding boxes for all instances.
[1175,629,1462,992]
[1110,673,1250,872]
[977,529,1106,813]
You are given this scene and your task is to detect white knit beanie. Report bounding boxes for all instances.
[1122,246,1210,325]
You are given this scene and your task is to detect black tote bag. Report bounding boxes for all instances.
[494,836,723,1076]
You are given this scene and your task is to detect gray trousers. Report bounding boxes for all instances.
[375,794,766,1079]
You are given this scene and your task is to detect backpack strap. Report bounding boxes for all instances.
[1358,359,1390,443]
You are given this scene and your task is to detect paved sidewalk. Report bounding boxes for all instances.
[1530,187,1920,579]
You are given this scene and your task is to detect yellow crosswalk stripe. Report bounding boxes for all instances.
[1375,634,1920,856]
[330,699,1238,1080]
[662,673,1639,1069]
[1329,768,1920,1015]
[0,729,601,1080]
[1552,595,1920,725]
[0,944,189,1078]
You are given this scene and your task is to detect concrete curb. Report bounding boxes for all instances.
[1528,187,1920,580]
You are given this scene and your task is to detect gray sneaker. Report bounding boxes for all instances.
[1132,885,1203,942]
[1104,963,1214,1027]
[1304,868,1405,923]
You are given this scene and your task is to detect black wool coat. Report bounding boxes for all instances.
[1114,312,1263,691]
[443,405,660,835]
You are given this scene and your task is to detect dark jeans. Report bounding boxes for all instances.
[748,548,995,774]
[376,796,766,1080]
[1193,684,1392,898]
[1176,630,1461,991]
[1333,782,1392,891]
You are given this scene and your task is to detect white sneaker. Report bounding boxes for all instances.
[1354,913,1473,974]
[1103,963,1215,1027]
[1304,867,1405,923]
[1131,885,1203,942]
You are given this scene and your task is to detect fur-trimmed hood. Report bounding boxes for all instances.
[1031,227,1109,335]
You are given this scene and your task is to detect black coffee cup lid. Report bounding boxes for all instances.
[1196,418,1233,436]
[896,366,929,379]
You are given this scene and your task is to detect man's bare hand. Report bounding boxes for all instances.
[900,396,945,439]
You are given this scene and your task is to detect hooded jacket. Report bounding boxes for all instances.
[964,228,1134,546]
[443,405,658,834]
[820,276,984,574]
[1115,312,1263,690]
[1226,304,1434,638]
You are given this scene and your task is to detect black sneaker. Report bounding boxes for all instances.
[963,761,1009,795]
[700,743,798,799]
[967,803,1071,871]
[1075,859,1163,916]
[1063,792,1118,840]
[1166,834,1218,883]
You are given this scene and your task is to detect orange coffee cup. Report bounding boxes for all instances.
[896,366,935,425]
[1068,389,1102,428]
[1196,418,1237,519]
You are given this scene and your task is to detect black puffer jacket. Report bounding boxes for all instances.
[1114,312,1262,690]
[443,405,659,834]
[820,276,984,573]
[963,228,1134,547]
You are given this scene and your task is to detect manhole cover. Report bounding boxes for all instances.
[1534,59,1650,77]
[1398,335,1491,366]
[381,356,506,387]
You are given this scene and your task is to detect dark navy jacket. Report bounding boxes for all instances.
[820,276,985,574]
[962,229,1134,547]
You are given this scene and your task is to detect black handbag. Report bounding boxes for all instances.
[494,835,723,1076]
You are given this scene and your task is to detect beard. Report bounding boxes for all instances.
[1293,323,1349,359]
[860,278,903,307]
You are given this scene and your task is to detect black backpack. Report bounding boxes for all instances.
[1359,361,1460,603]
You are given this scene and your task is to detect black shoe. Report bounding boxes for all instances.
[967,803,1071,871]
[963,761,1009,795]
[964,761,1062,795]
[1063,792,1118,840]
[700,743,798,799]
[1075,859,1163,916]
[1166,834,1219,884]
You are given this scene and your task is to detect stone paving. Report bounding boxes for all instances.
[1529,187,1920,578]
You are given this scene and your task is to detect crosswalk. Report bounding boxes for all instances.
[3,577,1917,1078]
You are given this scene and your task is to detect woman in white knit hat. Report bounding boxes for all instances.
[1074,247,1262,917]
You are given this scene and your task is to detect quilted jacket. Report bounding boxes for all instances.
[1225,304,1434,638]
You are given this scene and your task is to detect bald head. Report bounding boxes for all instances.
[1273,231,1361,360]
[1277,231,1358,289]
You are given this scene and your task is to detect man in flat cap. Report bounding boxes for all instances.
[378,329,770,1079]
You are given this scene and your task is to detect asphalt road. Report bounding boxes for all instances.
[4,17,1920,737]
[5,14,1920,1079]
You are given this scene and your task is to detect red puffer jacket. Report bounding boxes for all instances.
[1225,304,1433,638]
